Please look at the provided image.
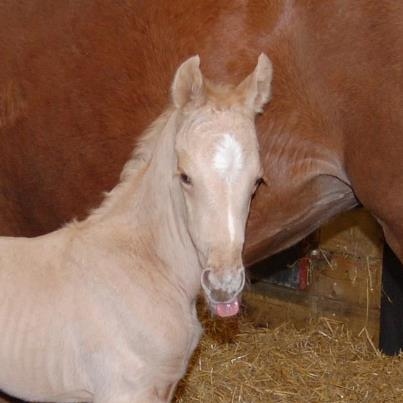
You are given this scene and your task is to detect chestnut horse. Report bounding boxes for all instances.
[1,4,403,279]
[0,55,271,402]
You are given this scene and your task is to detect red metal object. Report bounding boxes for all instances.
[298,257,310,290]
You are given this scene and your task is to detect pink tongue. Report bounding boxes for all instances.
[215,299,240,317]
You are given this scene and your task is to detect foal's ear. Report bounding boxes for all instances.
[172,55,205,108]
[237,53,273,113]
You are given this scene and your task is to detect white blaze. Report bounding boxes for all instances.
[213,134,243,182]
[213,134,244,243]
[227,204,235,243]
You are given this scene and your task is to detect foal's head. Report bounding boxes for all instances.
[171,54,272,317]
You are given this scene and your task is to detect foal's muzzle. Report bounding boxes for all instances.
[200,267,245,317]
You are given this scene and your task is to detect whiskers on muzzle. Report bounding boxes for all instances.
[200,267,245,304]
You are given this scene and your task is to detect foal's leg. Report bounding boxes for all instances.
[95,383,176,403]
[161,382,178,402]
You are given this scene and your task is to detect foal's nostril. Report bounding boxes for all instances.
[200,268,213,298]
[238,268,246,290]
[201,269,211,287]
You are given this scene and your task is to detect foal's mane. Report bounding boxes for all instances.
[119,107,175,182]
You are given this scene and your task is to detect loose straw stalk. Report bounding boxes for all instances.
[175,302,403,402]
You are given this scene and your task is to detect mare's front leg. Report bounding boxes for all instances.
[382,224,403,263]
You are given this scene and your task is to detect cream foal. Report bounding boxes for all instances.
[0,54,272,402]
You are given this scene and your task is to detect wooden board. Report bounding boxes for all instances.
[247,208,383,343]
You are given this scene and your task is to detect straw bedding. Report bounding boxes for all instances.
[174,301,403,402]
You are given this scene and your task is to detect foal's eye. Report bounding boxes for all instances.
[180,173,192,186]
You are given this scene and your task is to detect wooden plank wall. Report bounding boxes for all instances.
[246,208,383,343]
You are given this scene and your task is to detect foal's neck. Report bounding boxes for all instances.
[83,110,201,297]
